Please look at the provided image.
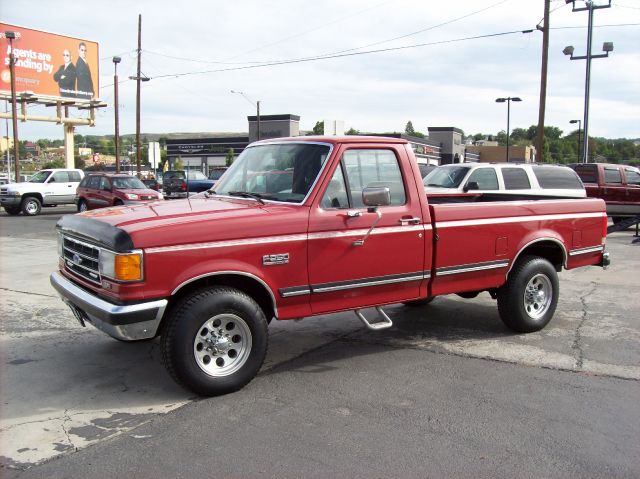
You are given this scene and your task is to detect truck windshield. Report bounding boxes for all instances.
[215,143,330,203]
[28,171,52,183]
[423,165,470,188]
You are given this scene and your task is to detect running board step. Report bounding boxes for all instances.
[354,307,393,330]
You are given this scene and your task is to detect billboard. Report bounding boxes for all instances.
[1,24,99,101]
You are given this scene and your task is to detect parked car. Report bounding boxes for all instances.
[568,163,640,223]
[141,178,161,191]
[208,167,228,184]
[76,173,163,212]
[416,161,437,179]
[162,170,215,199]
[0,168,84,216]
[423,163,586,198]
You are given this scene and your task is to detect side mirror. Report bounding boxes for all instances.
[362,186,390,208]
[463,181,479,192]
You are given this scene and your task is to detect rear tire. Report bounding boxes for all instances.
[161,287,268,396]
[497,255,559,333]
[77,200,88,212]
[3,206,21,215]
[21,196,42,216]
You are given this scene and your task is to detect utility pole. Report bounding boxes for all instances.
[5,31,20,182]
[113,56,121,173]
[135,14,142,177]
[535,0,550,163]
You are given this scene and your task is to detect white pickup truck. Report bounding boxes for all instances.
[0,169,84,216]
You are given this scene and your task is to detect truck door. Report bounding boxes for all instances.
[45,171,76,204]
[307,145,427,314]
[623,167,640,209]
[603,166,626,208]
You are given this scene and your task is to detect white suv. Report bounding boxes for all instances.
[423,163,586,198]
[0,169,84,216]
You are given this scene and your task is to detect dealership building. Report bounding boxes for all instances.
[165,115,519,175]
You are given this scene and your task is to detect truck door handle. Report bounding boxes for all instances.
[399,217,421,225]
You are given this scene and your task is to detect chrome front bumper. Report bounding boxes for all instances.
[50,271,168,341]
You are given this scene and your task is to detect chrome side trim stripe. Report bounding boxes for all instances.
[436,259,509,276]
[435,212,605,229]
[146,224,429,254]
[569,245,604,256]
[278,270,430,298]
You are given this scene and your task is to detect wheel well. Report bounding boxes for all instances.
[514,240,565,272]
[161,274,276,331]
[22,193,43,203]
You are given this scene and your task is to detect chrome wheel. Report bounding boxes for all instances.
[193,313,252,377]
[523,273,552,320]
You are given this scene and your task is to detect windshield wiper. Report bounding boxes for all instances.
[426,183,446,188]
[227,191,265,204]
[203,190,217,198]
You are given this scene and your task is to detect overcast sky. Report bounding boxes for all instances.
[3,0,640,141]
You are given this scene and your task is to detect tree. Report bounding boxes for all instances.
[345,127,360,135]
[174,157,184,171]
[226,148,235,166]
[310,121,324,135]
[405,121,415,136]
[43,158,65,169]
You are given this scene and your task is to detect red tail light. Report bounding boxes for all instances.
[181,180,187,191]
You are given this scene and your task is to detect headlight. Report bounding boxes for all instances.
[125,193,139,200]
[99,250,143,282]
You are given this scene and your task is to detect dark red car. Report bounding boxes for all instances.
[76,173,163,212]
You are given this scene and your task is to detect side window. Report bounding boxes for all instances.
[502,168,531,190]
[534,167,584,189]
[571,164,597,183]
[468,168,499,190]
[100,177,111,190]
[320,165,349,209]
[624,169,640,185]
[87,176,100,189]
[69,171,82,182]
[52,172,70,183]
[604,167,622,184]
[343,149,406,207]
[79,177,89,188]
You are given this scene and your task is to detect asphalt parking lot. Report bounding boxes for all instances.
[1,206,639,478]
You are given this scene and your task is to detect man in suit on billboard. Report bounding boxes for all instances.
[75,42,94,100]
[53,49,77,98]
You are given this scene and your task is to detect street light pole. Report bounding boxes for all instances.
[563,0,613,163]
[4,31,20,182]
[113,56,121,173]
[495,97,522,162]
[570,119,582,162]
[231,90,261,141]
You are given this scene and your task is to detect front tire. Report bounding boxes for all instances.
[78,199,88,212]
[3,206,21,215]
[161,287,269,396]
[21,196,42,216]
[497,255,559,333]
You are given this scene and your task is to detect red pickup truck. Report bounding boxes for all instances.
[569,162,640,224]
[51,136,609,396]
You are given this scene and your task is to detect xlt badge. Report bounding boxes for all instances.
[263,253,289,266]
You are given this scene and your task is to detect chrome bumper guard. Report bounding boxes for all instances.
[50,271,168,341]
[600,251,611,269]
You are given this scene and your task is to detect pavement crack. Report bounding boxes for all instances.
[61,409,78,453]
[572,282,597,370]
[0,287,58,298]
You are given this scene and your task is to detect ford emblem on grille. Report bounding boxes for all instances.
[72,253,82,265]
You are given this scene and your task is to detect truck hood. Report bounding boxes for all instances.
[57,195,305,251]
[1,182,47,192]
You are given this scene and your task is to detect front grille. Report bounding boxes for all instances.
[62,235,102,285]
[0,188,8,195]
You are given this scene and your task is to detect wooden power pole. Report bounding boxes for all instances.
[536,0,551,163]
[136,14,142,176]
